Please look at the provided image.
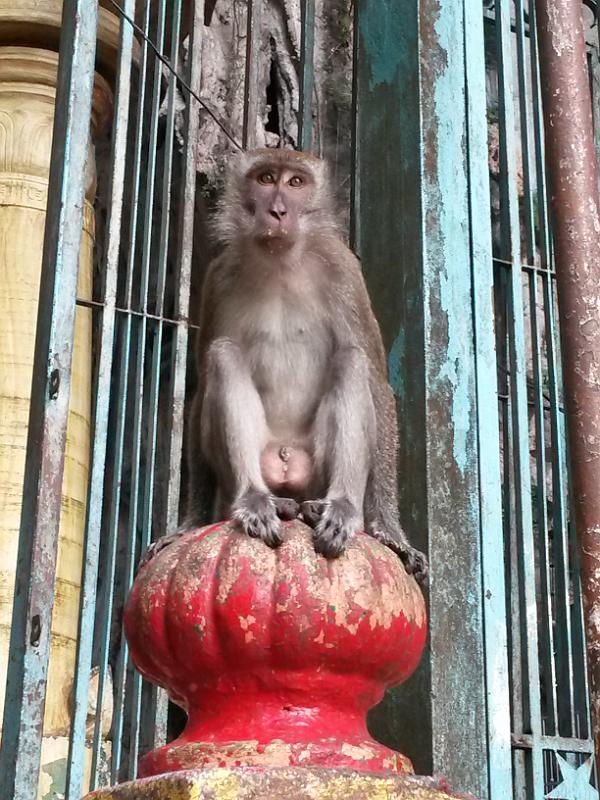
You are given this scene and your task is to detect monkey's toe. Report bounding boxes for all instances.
[139,530,185,570]
[233,489,283,548]
[273,496,300,521]
[300,499,327,528]
[312,498,358,559]
[367,527,428,585]
[400,546,428,585]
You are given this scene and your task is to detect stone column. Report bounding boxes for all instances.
[0,2,119,795]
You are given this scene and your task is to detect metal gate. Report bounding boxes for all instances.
[0,1,596,798]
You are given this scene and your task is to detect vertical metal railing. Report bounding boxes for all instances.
[0,2,99,798]
[485,0,596,795]
[0,1,597,797]
[65,1,136,796]
[298,0,315,151]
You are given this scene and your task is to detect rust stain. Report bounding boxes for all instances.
[537,0,600,762]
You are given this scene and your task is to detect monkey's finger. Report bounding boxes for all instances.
[313,521,349,558]
[273,496,300,521]
[300,500,327,528]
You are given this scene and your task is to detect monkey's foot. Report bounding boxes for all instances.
[232,489,283,548]
[139,530,186,570]
[301,498,359,559]
[369,528,428,585]
[273,496,300,521]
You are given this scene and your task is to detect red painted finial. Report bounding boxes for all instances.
[124,519,427,777]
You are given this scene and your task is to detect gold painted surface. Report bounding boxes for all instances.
[0,46,111,742]
[83,768,475,800]
[0,0,124,80]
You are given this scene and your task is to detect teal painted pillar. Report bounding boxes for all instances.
[354,1,512,798]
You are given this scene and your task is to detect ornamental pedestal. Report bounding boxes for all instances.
[0,3,119,795]
[86,520,477,799]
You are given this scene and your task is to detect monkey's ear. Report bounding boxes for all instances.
[227,150,254,185]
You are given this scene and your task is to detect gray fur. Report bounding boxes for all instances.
[183,150,427,583]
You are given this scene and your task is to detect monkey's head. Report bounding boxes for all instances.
[216,148,337,249]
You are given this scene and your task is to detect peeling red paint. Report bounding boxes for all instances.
[124,520,427,777]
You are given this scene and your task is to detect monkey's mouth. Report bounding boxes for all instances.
[256,226,294,245]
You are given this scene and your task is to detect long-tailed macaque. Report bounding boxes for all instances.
[153,149,427,583]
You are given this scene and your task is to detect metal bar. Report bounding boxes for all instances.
[112,0,167,780]
[298,0,315,151]
[514,0,537,265]
[0,1,98,797]
[165,0,204,534]
[242,0,262,149]
[528,0,552,271]
[535,0,600,763]
[90,0,152,783]
[465,1,512,797]
[496,0,544,793]
[528,268,559,735]
[515,0,559,728]
[131,0,183,768]
[542,263,576,737]
[348,0,361,250]
[64,3,136,797]
[420,0,488,793]
[512,732,594,754]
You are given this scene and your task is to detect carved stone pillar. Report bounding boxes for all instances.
[0,2,119,794]
[86,521,479,799]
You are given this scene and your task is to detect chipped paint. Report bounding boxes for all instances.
[123,520,426,778]
[83,766,480,800]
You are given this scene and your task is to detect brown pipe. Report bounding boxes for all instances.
[536,0,600,760]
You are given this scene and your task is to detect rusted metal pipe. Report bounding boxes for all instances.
[536,0,600,762]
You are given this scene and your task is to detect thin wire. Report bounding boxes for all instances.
[109,0,244,151]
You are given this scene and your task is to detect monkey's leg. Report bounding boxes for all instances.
[303,347,376,558]
[202,338,282,547]
[364,384,428,584]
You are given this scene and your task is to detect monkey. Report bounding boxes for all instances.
[147,148,427,584]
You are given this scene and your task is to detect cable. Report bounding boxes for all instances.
[108,0,244,151]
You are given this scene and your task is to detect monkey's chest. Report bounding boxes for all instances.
[246,318,330,432]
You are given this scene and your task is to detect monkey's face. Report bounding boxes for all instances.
[244,164,315,247]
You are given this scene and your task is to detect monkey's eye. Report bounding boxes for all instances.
[288,175,304,188]
[257,172,275,185]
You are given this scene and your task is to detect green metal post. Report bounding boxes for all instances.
[354,0,510,796]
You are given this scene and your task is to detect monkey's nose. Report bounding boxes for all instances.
[269,207,287,221]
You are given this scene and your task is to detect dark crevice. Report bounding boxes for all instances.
[265,53,281,137]
[205,0,218,26]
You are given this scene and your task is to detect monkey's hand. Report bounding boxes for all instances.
[138,530,186,570]
[232,488,283,548]
[368,526,428,585]
[301,498,360,559]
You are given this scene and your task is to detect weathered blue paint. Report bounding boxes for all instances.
[65,4,136,798]
[354,1,430,777]
[495,0,544,794]
[90,0,153,784]
[0,2,99,798]
[130,0,184,772]
[111,0,168,781]
[356,0,495,795]
[359,0,403,88]
[419,3,488,795]
[464,1,513,796]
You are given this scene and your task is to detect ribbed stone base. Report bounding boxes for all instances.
[84,767,477,800]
